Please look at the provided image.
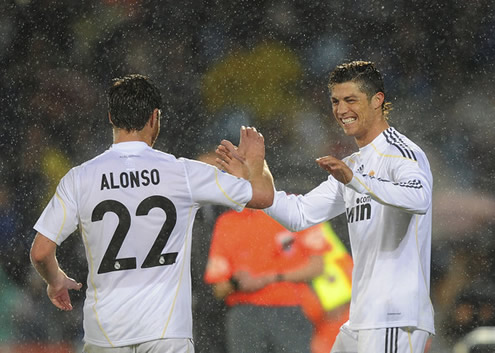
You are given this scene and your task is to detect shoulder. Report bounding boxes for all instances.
[380,127,427,162]
[178,157,219,177]
[150,148,177,161]
[179,156,209,167]
[343,152,360,165]
[75,148,115,171]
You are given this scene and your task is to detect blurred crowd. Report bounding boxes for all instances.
[0,0,494,352]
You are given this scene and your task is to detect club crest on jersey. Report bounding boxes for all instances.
[346,196,372,223]
[100,169,160,190]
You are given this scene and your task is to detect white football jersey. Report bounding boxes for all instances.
[34,141,252,347]
[265,127,434,334]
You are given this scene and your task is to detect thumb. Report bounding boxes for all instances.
[67,278,83,291]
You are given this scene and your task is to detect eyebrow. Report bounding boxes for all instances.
[331,94,359,101]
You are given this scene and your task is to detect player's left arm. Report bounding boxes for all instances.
[30,233,82,311]
[345,154,432,214]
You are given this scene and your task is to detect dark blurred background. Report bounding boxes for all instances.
[0,0,494,352]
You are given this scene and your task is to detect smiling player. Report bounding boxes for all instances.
[217,61,434,353]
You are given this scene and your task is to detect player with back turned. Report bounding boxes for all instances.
[216,61,434,353]
[30,74,274,353]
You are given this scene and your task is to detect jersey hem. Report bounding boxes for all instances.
[348,321,435,335]
[84,333,193,348]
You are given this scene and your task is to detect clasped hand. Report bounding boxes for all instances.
[215,126,265,179]
[215,126,353,185]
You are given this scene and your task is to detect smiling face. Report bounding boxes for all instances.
[330,81,389,148]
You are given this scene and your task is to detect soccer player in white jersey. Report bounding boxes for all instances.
[216,61,434,353]
[30,74,274,353]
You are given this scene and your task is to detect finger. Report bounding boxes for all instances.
[216,145,236,165]
[221,140,245,162]
[316,159,336,173]
[215,158,232,173]
[316,156,339,167]
[216,146,232,161]
[63,275,83,291]
[245,127,258,139]
[317,163,331,173]
[239,126,247,145]
[51,299,69,311]
[218,143,234,154]
[52,293,73,311]
[250,127,263,140]
[215,158,224,171]
[316,155,336,163]
[220,140,238,153]
[68,281,83,291]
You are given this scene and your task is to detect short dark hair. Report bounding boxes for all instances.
[329,61,392,118]
[108,74,162,131]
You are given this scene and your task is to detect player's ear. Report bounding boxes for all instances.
[108,112,114,125]
[372,92,384,110]
[149,108,160,128]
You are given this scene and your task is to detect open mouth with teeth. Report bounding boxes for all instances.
[341,117,357,124]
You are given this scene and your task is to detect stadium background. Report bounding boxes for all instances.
[0,0,494,352]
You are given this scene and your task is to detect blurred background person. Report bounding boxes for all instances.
[303,222,352,353]
[205,208,337,353]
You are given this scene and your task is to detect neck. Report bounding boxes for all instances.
[355,120,390,148]
[113,129,152,146]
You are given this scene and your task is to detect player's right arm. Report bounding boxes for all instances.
[30,233,82,311]
[264,180,347,232]
[31,168,82,311]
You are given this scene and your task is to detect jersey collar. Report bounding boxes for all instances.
[359,127,395,153]
[110,141,150,152]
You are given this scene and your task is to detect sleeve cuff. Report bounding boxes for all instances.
[346,175,367,194]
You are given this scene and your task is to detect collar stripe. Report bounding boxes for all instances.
[382,128,417,161]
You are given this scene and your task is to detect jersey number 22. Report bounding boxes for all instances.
[91,195,177,274]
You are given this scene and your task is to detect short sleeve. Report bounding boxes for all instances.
[182,158,252,211]
[33,168,79,245]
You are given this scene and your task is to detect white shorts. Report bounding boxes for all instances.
[83,338,194,353]
[330,322,429,353]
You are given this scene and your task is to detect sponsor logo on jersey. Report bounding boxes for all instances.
[100,169,160,190]
[346,196,372,223]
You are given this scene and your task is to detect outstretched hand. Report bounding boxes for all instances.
[215,126,265,179]
[316,155,353,184]
[216,140,248,179]
[47,271,82,311]
[216,126,274,209]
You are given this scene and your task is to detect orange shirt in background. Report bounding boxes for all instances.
[204,208,330,307]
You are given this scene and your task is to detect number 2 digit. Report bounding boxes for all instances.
[137,195,178,268]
